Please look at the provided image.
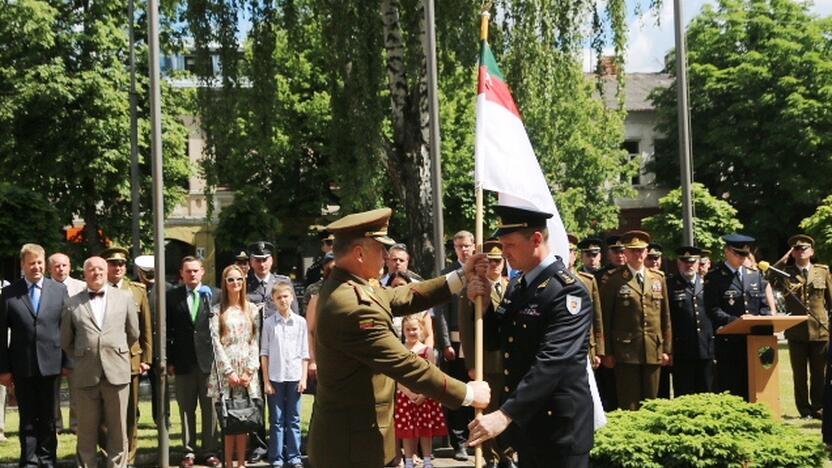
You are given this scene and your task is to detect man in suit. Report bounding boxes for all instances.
[61,256,138,468]
[598,230,671,410]
[0,243,69,467]
[308,208,490,468]
[467,206,594,468]
[704,234,771,400]
[167,256,220,468]
[769,234,831,418]
[668,246,714,396]
[433,230,476,461]
[459,239,516,468]
[101,247,152,467]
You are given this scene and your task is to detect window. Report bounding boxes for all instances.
[622,140,641,186]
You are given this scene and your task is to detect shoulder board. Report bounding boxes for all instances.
[746,265,758,272]
[537,277,551,289]
[129,281,147,290]
[346,280,372,305]
[576,271,593,280]
[651,269,665,277]
[555,269,576,285]
[815,264,829,271]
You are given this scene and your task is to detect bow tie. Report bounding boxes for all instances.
[89,291,104,299]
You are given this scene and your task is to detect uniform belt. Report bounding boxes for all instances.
[450,331,461,343]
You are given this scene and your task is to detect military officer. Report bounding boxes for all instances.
[704,233,771,400]
[668,246,714,396]
[598,230,671,410]
[467,206,594,468]
[247,241,297,318]
[458,239,516,468]
[577,237,603,274]
[769,234,831,418]
[304,230,334,288]
[698,249,712,277]
[233,250,250,276]
[645,243,663,272]
[568,236,604,368]
[101,247,153,468]
[308,208,490,468]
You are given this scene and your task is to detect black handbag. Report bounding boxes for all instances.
[215,390,263,435]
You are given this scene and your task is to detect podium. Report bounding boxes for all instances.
[717,315,807,418]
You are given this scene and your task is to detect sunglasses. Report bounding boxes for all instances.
[793,245,810,252]
[225,277,244,284]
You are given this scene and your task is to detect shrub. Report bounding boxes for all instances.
[590,393,825,467]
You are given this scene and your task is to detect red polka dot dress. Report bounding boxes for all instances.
[394,347,448,439]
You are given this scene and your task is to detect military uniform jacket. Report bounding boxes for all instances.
[458,277,506,375]
[119,279,153,373]
[704,263,771,328]
[668,273,713,360]
[247,272,298,318]
[599,266,672,364]
[488,259,594,456]
[308,267,468,468]
[576,271,605,357]
[770,263,831,342]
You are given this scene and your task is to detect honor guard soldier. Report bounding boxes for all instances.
[467,206,594,468]
[668,246,714,395]
[233,250,250,276]
[458,239,517,468]
[698,249,712,276]
[704,234,771,400]
[646,243,663,272]
[568,236,605,368]
[247,241,297,319]
[101,247,153,468]
[307,208,490,468]
[596,235,626,281]
[770,235,831,419]
[598,230,671,410]
[577,237,603,274]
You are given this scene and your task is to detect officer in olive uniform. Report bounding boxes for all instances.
[577,237,603,275]
[101,247,153,467]
[308,208,489,468]
[595,235,626,281]
[598,230,671,410]
[568,235,605,367]
[668,246,714,396]
[458,239,516,468]
[468,206,594,468]
[704,233,771,400]
[770,234,831,418]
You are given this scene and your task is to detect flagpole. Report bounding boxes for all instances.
[474,9,490,468]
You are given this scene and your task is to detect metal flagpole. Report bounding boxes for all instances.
[128,0,141,265]
[674,0,695,245]
[425,0,446,277]
[147,0,169,462]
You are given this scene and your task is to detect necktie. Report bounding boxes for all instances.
[802,268,809,279]
[495,282,503,297]
[189,290,201,322]
[518,276,527,291]
[29,284,41,313]
[636,272,644,289]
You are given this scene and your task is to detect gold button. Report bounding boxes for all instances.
[504,386,510,392]
[504,369,509,375]
[522,324,527,329]
[547,410,553,415]
[697,328,701,332]
[508,337,514,343]
[504,352,509,358]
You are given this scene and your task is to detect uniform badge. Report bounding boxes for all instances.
[359,318,374,330]
[566,294,582,315]
[623,270,630,280]
[619,285,631,295]
[652,281,662,293]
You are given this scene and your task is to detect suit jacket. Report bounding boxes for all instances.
[61,287,139,387]
[598,266,672,364]
[668,273,713,360]
[458,277,506,374]
[433,263,462,350]
[118,279,153,374]
[0,278,69,377]
[487,259,594,456]
[704,262,771,329]
[166,285,220,375]
[308,267,468,468]
[769,263,832,342]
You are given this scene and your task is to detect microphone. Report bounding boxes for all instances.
[757,261,791,279]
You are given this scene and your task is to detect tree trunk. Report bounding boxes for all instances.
[380,0,437,277]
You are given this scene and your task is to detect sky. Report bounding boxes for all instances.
[590,0,832,73]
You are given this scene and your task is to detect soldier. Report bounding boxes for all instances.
[668,246,714,395]
[568,236,604,369]
[234,250,250,276]
[101,247,153,468]
[704,233,771,400]
[598,230,671,410]
[645,243,663,272]
[698,249,712,277]
[247,241,297,319]
[304,230,334,288]
[577,237,603,274]
[307,208,489,468]
[458,239,516,468]
[467,206,594,468]
[769,235,831,419]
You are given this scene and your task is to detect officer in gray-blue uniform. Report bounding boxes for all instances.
[469,206,593,468]
[704,234,771,400]
[669,246,714,396]
[246,241,298,318]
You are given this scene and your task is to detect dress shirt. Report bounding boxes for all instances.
[522,253,557,285]
[88,286,108,329]
[260,311,309,382]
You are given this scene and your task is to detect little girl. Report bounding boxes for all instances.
[394,314,448,468]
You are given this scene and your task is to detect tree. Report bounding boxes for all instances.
[642,183,743,260]
[799,195,832,263]
[650,0,832,257]
[0,184,63,258]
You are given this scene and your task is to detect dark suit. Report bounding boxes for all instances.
[704,263,770,400]
[668,273,714,395]
[488,259,593,468]
[166,285,220,458]
[0,278,68,467]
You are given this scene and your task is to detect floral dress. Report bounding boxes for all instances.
[207,303,261,399]
[394,346,448,439]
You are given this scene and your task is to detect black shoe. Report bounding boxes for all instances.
[453,447,468,461]
[498,459,519,468]
[485,462,499,468]
[248,452,267,463]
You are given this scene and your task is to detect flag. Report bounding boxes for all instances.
[474,39,570,261]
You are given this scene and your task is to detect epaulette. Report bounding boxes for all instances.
[130,281,147,290]
[576,271,593,280]
[346,280,372,305]
[746,265,758,271]
[650,269,665,277]
[555,269,576,285]
[815,264,829,271]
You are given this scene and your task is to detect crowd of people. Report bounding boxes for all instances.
[0,204,830,468]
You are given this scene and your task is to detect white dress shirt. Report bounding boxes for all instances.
[88,286,108,329]
[260,311,309,383]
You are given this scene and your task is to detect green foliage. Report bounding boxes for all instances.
[214,188,282,252]
[643,183,743,259]
[0,184,62,258]
[650,0,832,257]
[591,393,826,467]
[799,194,832,262]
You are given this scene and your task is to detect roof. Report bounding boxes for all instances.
[593,73,673,112]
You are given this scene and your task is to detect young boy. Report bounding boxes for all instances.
[261,283,309,468]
